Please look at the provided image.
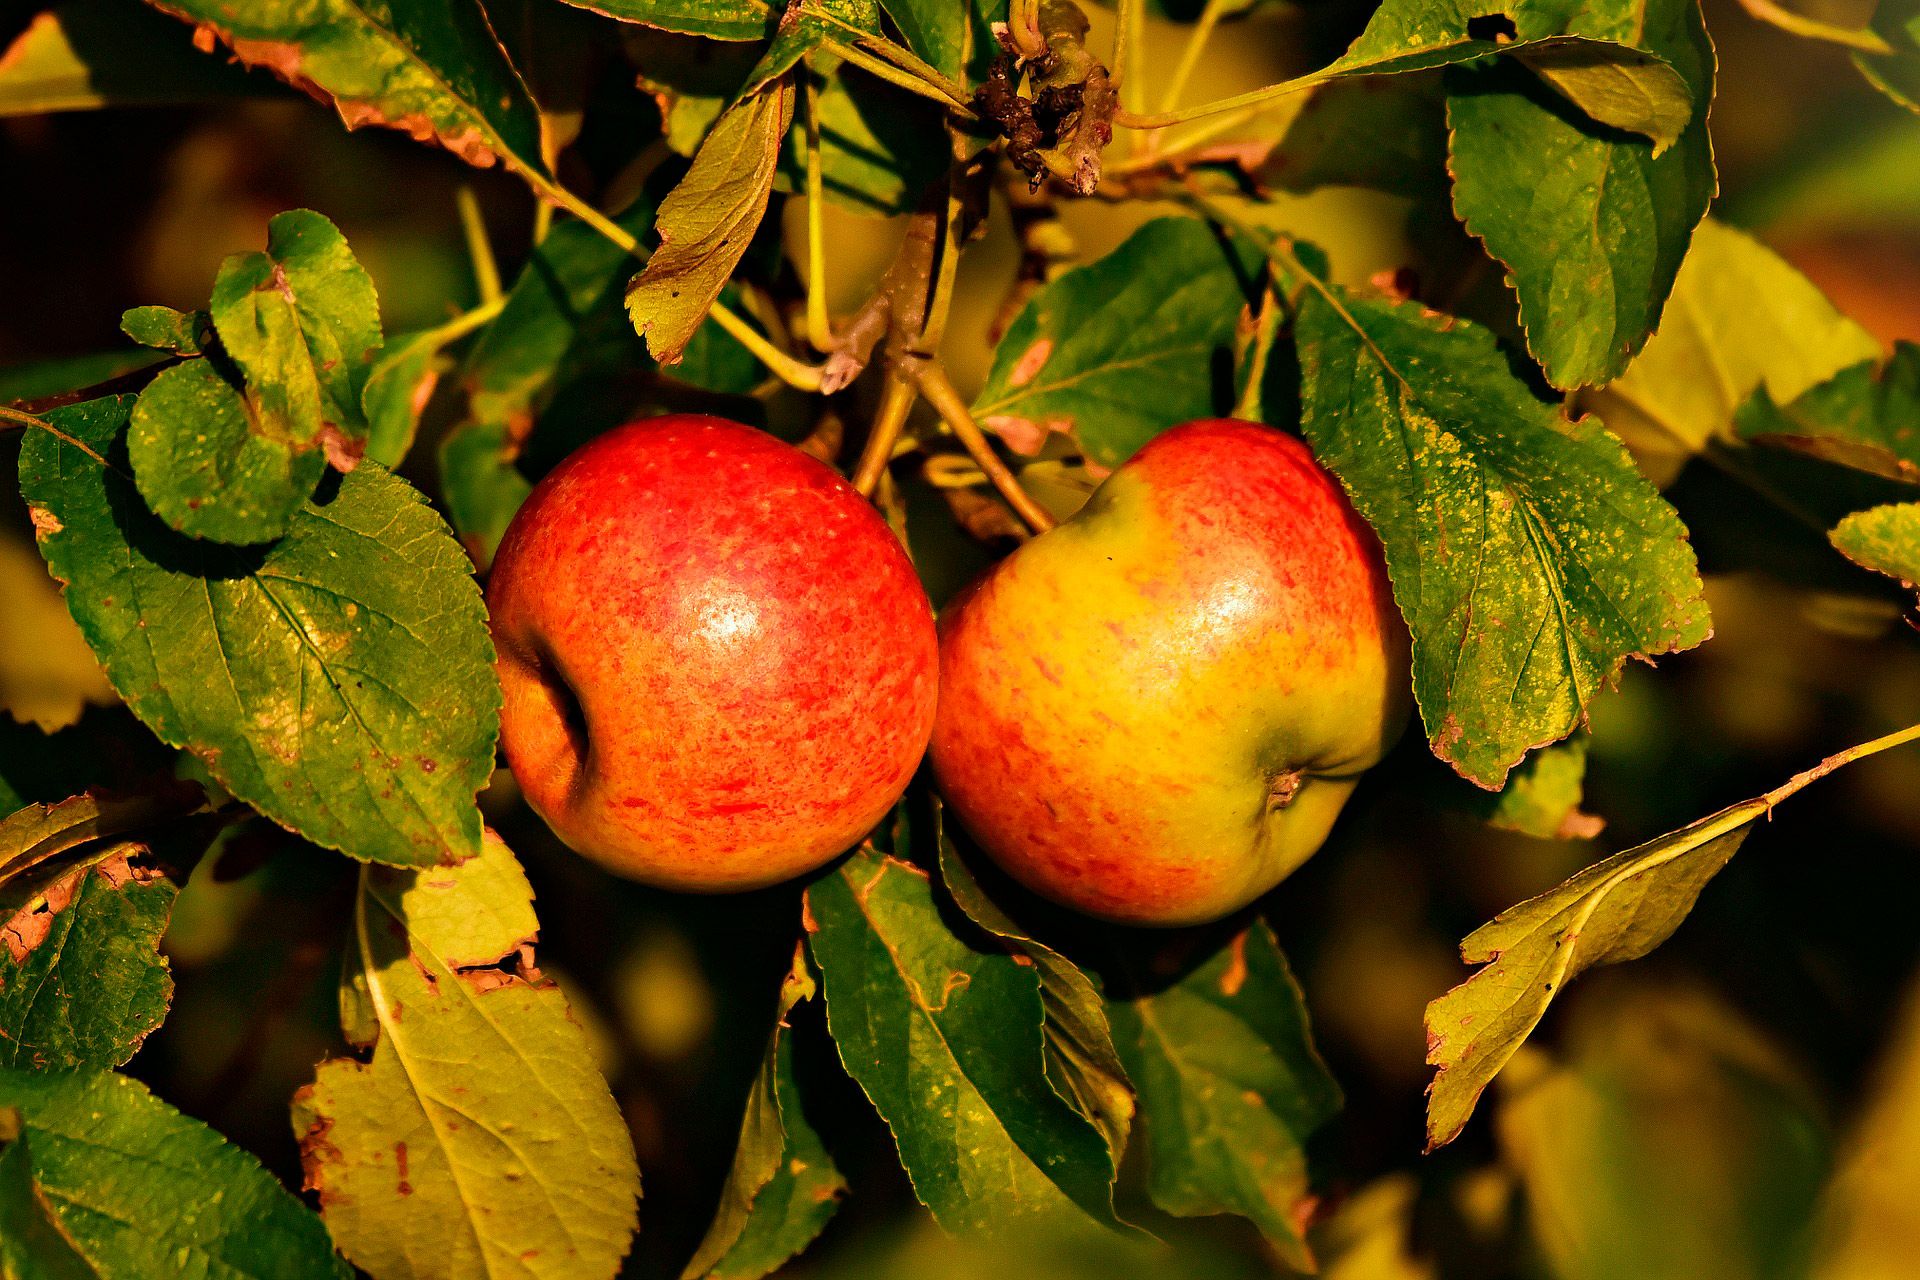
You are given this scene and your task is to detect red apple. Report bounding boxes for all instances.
[931,419,1409,926]
[487,415,938,891]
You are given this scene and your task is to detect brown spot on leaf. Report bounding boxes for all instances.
[395,1141,411,1196]
[1009,338,1053,388]
[982,414,1053,456]
[27,506,62,539]
[2,869,84,963]
[315,424,364,473]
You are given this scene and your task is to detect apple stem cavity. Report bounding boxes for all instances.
[1266,768,1304,812]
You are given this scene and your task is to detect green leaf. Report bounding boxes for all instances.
[631,36,943,214]
[877,0,974,80]
[437,420,533,570]
[1831,503,1920,591]
[128,359,328,544]
[1105,922,1340,1270]
[0,784,204,884]
[683,944,845,1280]
[1444,0,1716,390]
[361,331,450,469]
[973,217,1257,470]
[934,811,1135,1167]
[1473,731,1604,841]
[1270,76,1449,199]
[129,210,383,543]
[293,830,640,1280]
[119,305,209,355]
[744,0,879,96]
[146,0,549,173]
[1856,0,1920,112]
[0,841,181,1071]
[1582,218,1881,463]
[1291,281,1711,789]
[562,0,776,39]
[0,1068,348,1278]
[629,81,795,363]
[1737,344,1920,485]
[1327,0,1693,144]
[209,209,383,452]
[0,1117,93,1280]
[805,843,1124,1237]
[1424,795,1761,1149]
[22,396,499,868]
[361,302,506,469]
[464,198,657,432]
[0,0,262,116]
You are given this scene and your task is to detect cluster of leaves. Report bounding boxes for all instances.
[1,0,1918,1275]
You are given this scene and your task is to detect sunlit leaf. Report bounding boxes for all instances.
[1738,343,1920,484]
[22,396,499,869]
[294,830,640,1280]
[1582,218,1880,469]
[1475,732,1604,841]
[628,81,795,363]
[1290,280,1710,789]
[129,210,382,543]
[1831,503,1920,593]
[561,0,775,39]
[1425,799,1762,1149]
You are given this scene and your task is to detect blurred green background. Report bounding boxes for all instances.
[4,1,1920,1277]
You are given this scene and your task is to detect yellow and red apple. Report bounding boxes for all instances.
[931,419,1409,926]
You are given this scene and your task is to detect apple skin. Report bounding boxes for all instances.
[487,415,938,891]
[930,419,1409,927]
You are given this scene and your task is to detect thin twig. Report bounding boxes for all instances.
[851,375,919,495]
[913,363,1056,533]
[455,187,503,305]
[804,69,833,354]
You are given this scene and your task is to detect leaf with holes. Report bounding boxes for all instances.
[145,0,547,173]
[21,395,498,868]
[1326,0,1694,145]
[974,217,1259,470]
[805,843,1126,1237]
[1290,282,1710,789]
[1105,922,1339,1270]
[0,1067,348,1278]
[0,839,186,1072]
[293,829,640,1280]
[683,944,845,1280]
